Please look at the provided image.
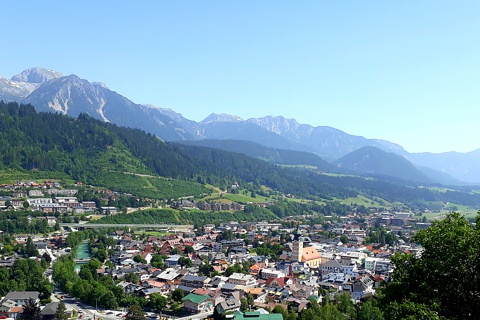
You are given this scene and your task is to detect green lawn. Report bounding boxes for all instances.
[337,195,391,208]
[422,203,479,221]
[224,193,271,203]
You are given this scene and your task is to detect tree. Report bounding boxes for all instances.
[178,257,192,268]
[54,302,68,320]
[149,293,168,311]
[171,288,184,302]
[246,293,254,309]
[125,272,140,284]
[25,237,38,257]
[272,306,288,319]
[333,293,355,318]
[171,247,181,255]
[92,249,107,262]
[380,212,480,319]
[184,245,194,254]
[100,290,119,310]
[20,298,41,320]
[133,255,147,264]
[151,254,165,269]
[126,305,146,320]
[199,262,214,276]
[240,297,249,312]
[339,234,349,244]
[357,301,383,320]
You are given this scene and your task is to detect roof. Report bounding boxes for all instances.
[302,246,322,261]
[181,293,210,304]
[4,291,39,301]
[182,275,207,282]
[219,299,241,311]
[245,288,264,295]
[41,302,60,315]
[234,311,283,320]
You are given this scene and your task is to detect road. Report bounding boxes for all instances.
[51,289,126,320]
[60,223,193,230]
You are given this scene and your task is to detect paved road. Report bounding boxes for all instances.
[60,223,193,230]
[51,289,126,320]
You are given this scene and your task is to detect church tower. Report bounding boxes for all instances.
[292,241,303,262]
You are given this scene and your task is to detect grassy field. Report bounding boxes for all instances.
[224,193,271,203]
[0,168,68,184]
[422,202,479,221]
[336,195,392,208]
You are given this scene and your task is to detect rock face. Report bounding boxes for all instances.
[11,67,64,84]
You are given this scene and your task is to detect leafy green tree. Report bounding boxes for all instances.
[199,262,214,276]
[384,301,440,320]
[356,301,383,320]
[126,304,146,320]
[125,272,140,284]
[149,293,168,311]
[151,254,165,269]
[133,255,147,264]
[25,237,38,257]
[339,234,349,244]
[272,305,288,318]
[171,247,181,255]
[178,256,192,268]
[171,288,184,302]
[183,245,194,254]
[100,290,119,309]
[334,293,355,318]
[54,302,68,320]
[240,297,249,312]
[380,212,480,319]
[92,249,107,262]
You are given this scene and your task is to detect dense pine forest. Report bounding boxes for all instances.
[1,100,480,209]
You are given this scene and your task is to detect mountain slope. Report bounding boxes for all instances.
[195,121,313,152]
[176,139,340,172]
[409,150,480,184]
[22,73,193,141]
[12,67,64,84]
[1,67,480,184]
[2,101,480,208]
[334,146,432,183]
[247,115,408,161]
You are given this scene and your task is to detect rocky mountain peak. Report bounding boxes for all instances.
[11,67,64,84]
[201,113,244,124]
[247,115,302,134]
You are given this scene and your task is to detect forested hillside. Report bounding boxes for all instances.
[1,101,480,209]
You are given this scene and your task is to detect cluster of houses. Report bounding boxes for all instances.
[73,219,419,317]
[0,292,75,320]
[0,180,122,215]
[172,200,275,211]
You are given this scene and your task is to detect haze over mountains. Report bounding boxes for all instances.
[1,67,479,184]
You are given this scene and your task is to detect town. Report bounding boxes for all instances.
[0,179,433,320]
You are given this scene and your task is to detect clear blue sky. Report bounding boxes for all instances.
[1,1,479,153]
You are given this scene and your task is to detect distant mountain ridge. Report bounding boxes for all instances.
[333,146,458,185]
[177,139,340,173]
[1,67,479,184]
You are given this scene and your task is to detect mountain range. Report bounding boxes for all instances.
[1,67,479,184]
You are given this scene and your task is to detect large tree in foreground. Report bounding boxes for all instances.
[20,299,41,320]
[126,305,145,320]
[380,212,480,319]
[54,302,68,320]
